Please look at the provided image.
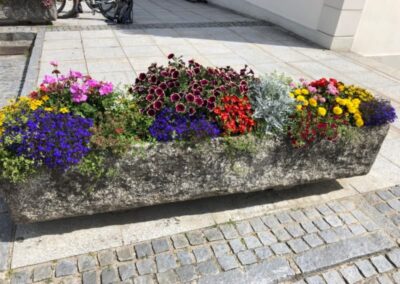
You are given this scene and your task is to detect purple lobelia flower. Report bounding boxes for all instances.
[360,99,397,126]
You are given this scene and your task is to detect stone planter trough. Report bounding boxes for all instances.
[1,125,389,223]
[0,0,57,25]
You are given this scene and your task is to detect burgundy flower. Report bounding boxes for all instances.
[160,70,169,77]
[200,79,208,86]
[175,103,186,113]
[170,93,181,102]
[172,70,179,79]
[240,80,247,86]
[207,102,215,110]
[194,97,204,106]
[138,73,146,81]
[207,68,214,75]
[146,94,154,102]
[189,107,196,116]
[167,81,175,88]
[168,53,175,60]
[214,90,220,96]
[219,86,226,92]
[149,75,157,84]
[149,87,155,95]
[159,82,167,90]
[174,82,180,88]
[147,108,156,116]
[186,70,193,77]
[194,67,200,74]
[193,89,201,97]
[208,96,216,103]
[155,88,164,97]
[185,93,195,102]
[188,59,194,65]
[153,100,163,110]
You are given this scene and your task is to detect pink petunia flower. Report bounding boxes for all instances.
[99,82,113,96]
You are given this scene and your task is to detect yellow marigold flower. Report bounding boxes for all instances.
[356,118,364,127]
[296,95,305,102]
[303,100,309,106]
[318,107,327,117]
[59,107,70,114]
[289,92,295,98]
[44,107,53,112]
[333,106,343,115]
[294,89,302,95]
[28,99,43,111]
[302,89,309,95]
[296,105,303,111]
[354,113,362,120]
[309,98,317,107]
[338,85,345,91]
[352,98,361,107]
[41,95,50,102]
[347,106,356,114]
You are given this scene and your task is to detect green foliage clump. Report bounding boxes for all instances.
[0,147,36,183]
[249,73,295,135]
[223,134,257,157]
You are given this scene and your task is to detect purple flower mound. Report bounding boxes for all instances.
[149,108,221,142]
[3,110,93,170]
[360,99,397,126]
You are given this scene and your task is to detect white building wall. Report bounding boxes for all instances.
[352,0,400,56]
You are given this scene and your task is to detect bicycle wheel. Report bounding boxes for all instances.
[57,0,79,19]
[85,0,101,13]
[98,0,133,23]
[55,0,66,13]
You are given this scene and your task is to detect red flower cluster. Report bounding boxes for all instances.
[310,77,338,88]
[214,95,255,135]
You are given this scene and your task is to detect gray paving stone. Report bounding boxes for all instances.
[333,226,353,240]
[117,246,136,261]
[151,238,170,254]
[198,268,243,284]
[175,265,197,282]
[243,235,262,249]
[388,199,400,211]
[249,218,267,231]
[257,231,278,246]
[326,201,347,213]
[136,259,157,275]
[171,234,189,249]
[193,246,212,262]
[303,208,321,219]
[33,265,53,282]
[305,275,325,284]
[371,255,394,273]
[203,228,224,242]
[322,270,345,284]
[348,223,367,235]
[392,271,400,283]
[11,271,30,284]
[287,238,309,253]
[196,260,219,276]
[219,224,239,240]
[119,263,137,281]
[56,260,78,277]
[134,275,155,284]
[377,190,395,201]
[229,239,246,253]
[82,271,98,284]
[244,257,295,283]
[156,253,177,273]
[286,224,306,238]
[134,243,153,259]
[98,250,115,267]
[217,255,239,271]
[376,203,395,214]
[390,214,400,225]
[211,242,231,257]
[316,204,334,216]
[101,267,118,284]
[237,250,257,265]
[355,259,377,278]
[254,246,273,259]
[390,187,400,197]
[275,212,293,224]
[377,274,393,284]
[156,270,179,284]
[313,218,330,230]
[294,231,395,273]
[387,248,400,267]
[289,210,308,222]
[0,214,13,271]
[324,215,343,227]
[319,229,339,244]
[186,231,206,245]
[303,233,324,248]
[272,228,291,242]
[340,265,363,284]
[365,192,384,204]
[78,255,97,272]
[338,213,357,225]
[176,251,195,266]
[235,221,253,236]
[261,215,280,229]
[270,242,291,255]
[301,221,319,234]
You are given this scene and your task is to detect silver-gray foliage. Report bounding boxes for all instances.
[249,73,295,135]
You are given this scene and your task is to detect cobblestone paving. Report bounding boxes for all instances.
[0,55,27,106]
[3,186,400,284]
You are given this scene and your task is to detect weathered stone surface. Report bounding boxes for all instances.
[0,0,56,24]
[2,126,389,223]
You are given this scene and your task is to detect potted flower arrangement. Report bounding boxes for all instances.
[0,55,396,223]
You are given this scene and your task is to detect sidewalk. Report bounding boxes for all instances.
[1,0,400,283]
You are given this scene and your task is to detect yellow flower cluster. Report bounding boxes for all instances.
[338,83,373,102]
[335,97,364,127]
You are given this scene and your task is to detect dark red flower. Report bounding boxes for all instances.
[185,93,195,102]
[153,100,163,110]
[200,79,208,86]
[147,108,156,116]
[159,82,167,90]
[170,93,181,102]
[172,70,179,79]
[138,73,146,81]
[146,94,154,102]
[176,103,186,113]
[155,88,164,97]
[194,97,204,106]
[149,75,157,84]
[189,107,196,116]
[208,96,216,103]
[168,53,175,59]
